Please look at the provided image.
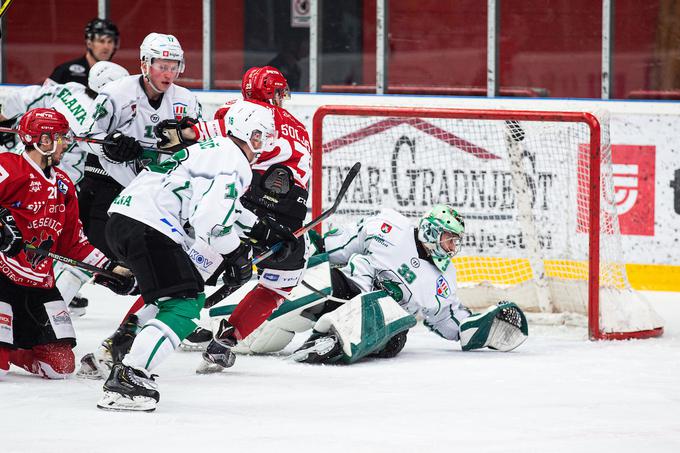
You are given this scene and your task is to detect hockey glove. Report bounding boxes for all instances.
[94,260,139,295]
[246,216,297,262]
[154,117,198,151]
[0,117,17,150]
[220,242,253,288]
[102,131,144,163]
[0,207,23,257]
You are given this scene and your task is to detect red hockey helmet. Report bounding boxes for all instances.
[18,108,71,147]
[241,66,261,101]
[250,66,290,105]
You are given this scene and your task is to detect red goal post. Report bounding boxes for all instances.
[311,105,663,341]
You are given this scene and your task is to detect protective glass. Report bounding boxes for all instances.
[40,131,74,145]
[439,230,463,257]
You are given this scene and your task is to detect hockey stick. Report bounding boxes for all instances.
[22,244,122,280]
[205,161,362,307]
[0,126,170,155]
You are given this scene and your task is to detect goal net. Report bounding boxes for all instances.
[311,105,664,340]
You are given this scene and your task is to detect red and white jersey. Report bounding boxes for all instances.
[0,153,107,288]
[191,100,311,189]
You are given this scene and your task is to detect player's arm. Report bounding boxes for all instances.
[1,84,59,121]
[323,217,369,266]
[189,171,252,288]
[82,93,143,163]
[55,179,136,294]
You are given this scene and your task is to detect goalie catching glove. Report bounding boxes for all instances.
[245,216,297,262]
[102,131,144,163]
[154,117,198,152]
[94,260,138,295]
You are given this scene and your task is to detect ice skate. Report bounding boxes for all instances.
[97,363,159,412]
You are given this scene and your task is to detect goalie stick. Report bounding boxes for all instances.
[23,244,123,281]
[0,126,170,155]
[204,161,362,308]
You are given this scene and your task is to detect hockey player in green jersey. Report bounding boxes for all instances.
[210,205,528,364]
[95,100,277,411]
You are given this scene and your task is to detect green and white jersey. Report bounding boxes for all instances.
[108,136,251,255]
[2,82,95,184]
[82,74,202,186]
[325,209,470,340]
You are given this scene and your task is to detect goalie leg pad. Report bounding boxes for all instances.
[309,290,416,364]
[459,301,529,352]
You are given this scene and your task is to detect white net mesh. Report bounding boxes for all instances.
[313,107,663,338]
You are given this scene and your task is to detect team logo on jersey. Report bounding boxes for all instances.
[410,257,420,268]
[69,64,86,74]
[174,102,188,120]
[150,114,160,123]
[25,231,54,269]
[57,179,68,195]
[29,180,42,193]
[436,275,450,298]
[380,222,392,234]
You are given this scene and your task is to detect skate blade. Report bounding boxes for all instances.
[196,359,225,375]
[97,391,156,412]
[179,341,209,352]
[287,336,337,363]
[76,353,105,380]
[68,307,87,317]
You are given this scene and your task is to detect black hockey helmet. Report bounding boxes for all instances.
[85,18,120,45]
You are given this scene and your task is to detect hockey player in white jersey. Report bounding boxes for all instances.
[0,61,129,184]
[95,100,276,411]
[216,205,528,364]
[0,61,130,315]
[72,33,200,317]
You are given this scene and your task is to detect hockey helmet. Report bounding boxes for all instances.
[417,204,465,271]
[85,18,120,45]
[18,108,72,156]
[140,32,185,74]
[88,61,129,93]
[250,66,290,105]
[224,100,277,159]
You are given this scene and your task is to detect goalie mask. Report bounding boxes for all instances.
[88,61,129,93]
[225,100,277,161]
[417,204,465,272]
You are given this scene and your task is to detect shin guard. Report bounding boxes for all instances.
[228,285,285,340]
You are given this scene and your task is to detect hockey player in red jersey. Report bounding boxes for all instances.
[0,108,136,380]
[154,66,311,371]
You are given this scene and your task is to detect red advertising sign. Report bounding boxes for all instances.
[577,144,655,236]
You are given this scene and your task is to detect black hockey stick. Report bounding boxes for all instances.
[0,126,170,155]
[205,161,362,308]
[23,244,123,280]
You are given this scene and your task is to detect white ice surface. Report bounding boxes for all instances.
[2,287,679,453]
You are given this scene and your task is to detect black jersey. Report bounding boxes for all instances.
[47,55,90,86]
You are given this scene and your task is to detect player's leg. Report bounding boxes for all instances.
[200,235,309,373]
[2,279,77,379]
[54,261,92,316]
[97,214,204,411]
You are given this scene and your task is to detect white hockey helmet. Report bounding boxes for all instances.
[88,61,129,93]
[139,32,185,73]
[225,100,277,159]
